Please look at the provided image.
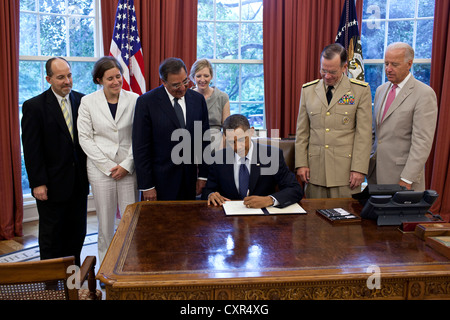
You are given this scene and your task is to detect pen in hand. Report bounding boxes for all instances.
[245,189,251,208]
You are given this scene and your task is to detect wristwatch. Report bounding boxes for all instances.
[269,195,276,206]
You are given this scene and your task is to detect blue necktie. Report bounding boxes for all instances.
[239,157,249,199]
[174,98,185,128]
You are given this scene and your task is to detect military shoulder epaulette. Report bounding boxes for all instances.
[349,78,369,87]
[302,79,320,88]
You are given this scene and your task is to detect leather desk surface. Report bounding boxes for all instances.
[97,199,450,300]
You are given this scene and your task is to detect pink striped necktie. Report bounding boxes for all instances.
[381,84,398,122]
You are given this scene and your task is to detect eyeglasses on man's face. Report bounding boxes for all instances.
[167,78,190,89]
[320,68,339,76]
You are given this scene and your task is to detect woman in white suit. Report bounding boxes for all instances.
[78,56,139,264]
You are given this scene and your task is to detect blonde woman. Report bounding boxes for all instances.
[190,59,230,151]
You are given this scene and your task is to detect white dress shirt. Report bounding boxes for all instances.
[164,87,186,124]
[233,141,278,206]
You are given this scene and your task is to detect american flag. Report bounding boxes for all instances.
[109,0,146,95]
[335,0,365,81]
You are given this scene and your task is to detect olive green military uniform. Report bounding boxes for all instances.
[295,74,372,198]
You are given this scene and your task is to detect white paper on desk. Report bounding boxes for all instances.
[223,201,264,215]
[265,203,306,214]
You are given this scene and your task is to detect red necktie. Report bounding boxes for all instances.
[381,84,398,122]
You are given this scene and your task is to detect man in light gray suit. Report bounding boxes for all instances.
[368,42,438,191]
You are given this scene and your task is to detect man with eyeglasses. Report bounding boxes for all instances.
[132,57,210,200]
[294,43,372,198]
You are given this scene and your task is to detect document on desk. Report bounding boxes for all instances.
[265,203,307,215]
[223,201,307,216]
[223,201,264,215]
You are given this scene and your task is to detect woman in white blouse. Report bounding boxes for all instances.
[78,56,139,264]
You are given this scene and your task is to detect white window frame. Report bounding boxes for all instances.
[19,0,102,218]
[19,0,103,62]
[362,0,434,84]
[198,0,264,126]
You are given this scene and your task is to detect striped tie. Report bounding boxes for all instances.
[61,98,73,140]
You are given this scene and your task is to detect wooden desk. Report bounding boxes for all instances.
[97,199,450,300]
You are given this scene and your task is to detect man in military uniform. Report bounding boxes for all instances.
[295,43,372,198]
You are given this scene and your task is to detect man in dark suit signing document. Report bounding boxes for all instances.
[202,114,303,208]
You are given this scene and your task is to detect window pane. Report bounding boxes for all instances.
[242,0,263,21]
[39,0,66,14]
[20,13,38,56]
[241,64,264,102]
[413,64,431,85]
[362,0,387,20]
[364,64,384,101]
[71,61,97,94]
[19,61,45,105]
[198,0,265,128]
[69,17,95,56]
[418,0,435,17]
[68,0,95,16]
[361,21,385,59]
[241,23,263,60]
[198,0,214,20]
[216,22,239,59]
[20,141,31,195]
[389,0,414,19]
[40,15,67,56]
[20,0,36,11]
[214,63,240,101]
[415,19,434,59]
[242,104,264,129]
[230,102,240,115]
[216,0,240,21]
[361,0,434,104]
[197,22,215,59]
[387,20,414,45]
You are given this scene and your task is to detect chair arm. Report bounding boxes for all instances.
[78,256,98,299]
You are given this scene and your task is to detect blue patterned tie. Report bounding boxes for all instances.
[239,157,249,199]
[174,98,185,128]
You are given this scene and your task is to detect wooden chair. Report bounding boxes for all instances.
[0,256,102,300]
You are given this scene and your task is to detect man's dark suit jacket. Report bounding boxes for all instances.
[201,143,303,208]
[21,88,89,265]
[132,85,210,200]
[21,88,89,200]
